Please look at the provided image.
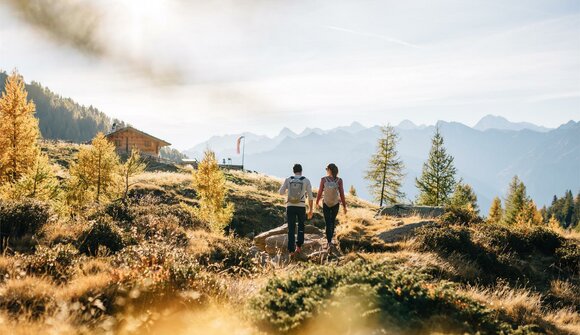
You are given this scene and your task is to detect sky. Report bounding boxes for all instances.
[1,0,579,150]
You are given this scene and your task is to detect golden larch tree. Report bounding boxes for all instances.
[487,196,503,224]
[0,70,40,183]
[1,153,59,201]
[192,150,233,235]
[68,132,120,204]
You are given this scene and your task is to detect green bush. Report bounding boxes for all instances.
[0,200,50,248]
[441,206,483,225]
[250,260,531,334]
[104,201,134,223]
[475,224,563,256]
[78,219,125,255]
[414,225,517,280]
[555,241,580,274]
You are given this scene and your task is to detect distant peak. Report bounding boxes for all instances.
[474,115,550,132]
[397,119,417,129]
[278,127,297,137]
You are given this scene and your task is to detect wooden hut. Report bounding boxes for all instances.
[105,126,170,158]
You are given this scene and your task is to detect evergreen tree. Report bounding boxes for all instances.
[562,190,574,227]
[349,185,357,197]
[574,192,580,229]
[192,150,234,235]
[121,149,146,201]
[502,176,528,225]
[415,126,457,206]
[544,190,580,228]
[488,196,503,224]
[68,133,120,204]
[365,124,405,206]
[449,181,479,214]
[0,70,40,183]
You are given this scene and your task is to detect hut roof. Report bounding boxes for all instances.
[105,126,171,147]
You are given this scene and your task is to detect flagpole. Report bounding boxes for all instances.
[241,136,246,172]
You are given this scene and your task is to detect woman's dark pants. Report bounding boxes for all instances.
[323,203,340,243]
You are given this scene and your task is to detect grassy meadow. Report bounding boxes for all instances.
[0,142,578,335]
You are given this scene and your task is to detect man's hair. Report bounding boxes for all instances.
[293,164,302,173]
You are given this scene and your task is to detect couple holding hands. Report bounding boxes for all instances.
[278,163,347,255]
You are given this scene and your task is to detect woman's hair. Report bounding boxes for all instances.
[327,163,339,178]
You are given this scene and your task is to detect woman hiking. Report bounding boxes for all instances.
[316,163,347,250]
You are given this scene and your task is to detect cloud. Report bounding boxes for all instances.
[324,25,421,49]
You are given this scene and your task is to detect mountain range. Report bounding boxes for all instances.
[184,117,579,212]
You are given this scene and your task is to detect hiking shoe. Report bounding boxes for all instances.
[326,242,333,250]
[295,246,302,254]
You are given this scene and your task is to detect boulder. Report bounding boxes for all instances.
[264,234,324,255]
[254,224,324,250]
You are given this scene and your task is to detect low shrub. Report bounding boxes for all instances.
[121,214,189,247]
[193,234,256,275]
[440,206,483,225]
[475,224,563,256]
[77,219,125,256]
[104,201,134,223]
[250,260,534,334]
[0,200,50,248]
[555,241,580,274]
[25,244,79,282]
[414,225,518,280]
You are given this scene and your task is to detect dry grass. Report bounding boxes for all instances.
[40,219,88,245]
[0,276,57,319]
[61,272,115,302]
[545,308,580,335]
[133,171,191,187]
[550,279,580,308]
[75,258,113,277]
[462,284,580,333]
[463,284,543,325]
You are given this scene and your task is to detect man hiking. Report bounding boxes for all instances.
[278,163,314,255]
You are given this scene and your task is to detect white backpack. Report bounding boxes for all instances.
[323,177,340,206]
[288,176,305,204]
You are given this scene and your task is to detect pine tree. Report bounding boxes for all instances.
[68,133,120,204]
[488,196,503,224]
[192,150,234,235]
[562,190,574,227]
[502,176,528,225]
[415,126,457,206]
[449,182,479,214]
[574,192,580,229]
[365,124,405,206]
[0,153,59,201]
[349,185,357,197]
[121,149,146,200]
[0,70,40,183]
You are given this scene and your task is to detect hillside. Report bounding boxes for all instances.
[186,119,580,211]
[0,71,118,142]
[0,142,578,334]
